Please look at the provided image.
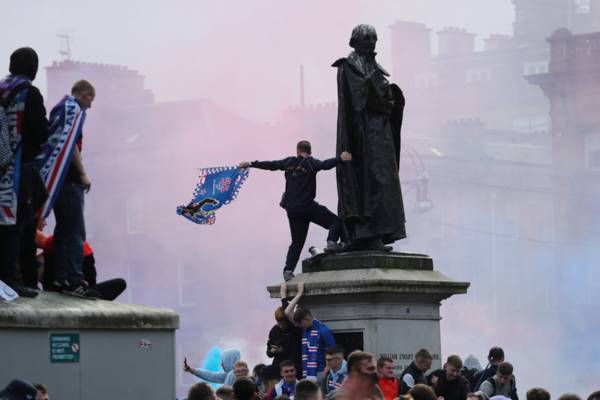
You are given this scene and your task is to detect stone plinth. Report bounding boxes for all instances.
[0,292,179,400]
[267,251,468,374]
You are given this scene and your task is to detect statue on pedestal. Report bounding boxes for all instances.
[333,24,407,251]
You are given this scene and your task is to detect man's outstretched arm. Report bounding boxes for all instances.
[239,158,289,171]
[315,151,352,171]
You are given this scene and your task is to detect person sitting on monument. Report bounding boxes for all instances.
[428,355,471,400]
[319,345,347,396]
[239,140,352,281]
[184,348,241,386]
[284,282,336,381]
[270,360,298,399]
[377,356,400,400]
[478,362,518,400]
[400,349,433,394]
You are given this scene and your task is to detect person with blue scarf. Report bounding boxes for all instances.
[320,345,348,396]
[285,282,336,381]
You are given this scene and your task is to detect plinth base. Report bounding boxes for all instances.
[267,251,468,374]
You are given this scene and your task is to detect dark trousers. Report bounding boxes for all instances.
[96,278,127,301]
[53,182,85,286]
[0,224,20,282]
[284,202,341,273]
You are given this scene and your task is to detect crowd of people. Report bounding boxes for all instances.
[179,283,599,400]
[0,47,125,300]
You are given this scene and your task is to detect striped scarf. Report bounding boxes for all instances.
[301,320,322,380]
[0,75,31,225]
[35,95,85,218]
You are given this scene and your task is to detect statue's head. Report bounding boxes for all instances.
[349,24,377,55]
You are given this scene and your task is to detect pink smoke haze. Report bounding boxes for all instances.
[2,1,599,399]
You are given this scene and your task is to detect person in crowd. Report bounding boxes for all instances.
[233,377,260,400]
[319,345,347,396]
[429,355,471,400]
[333,350,383,400]
[479,362,517,400]
[526,388,550,400]
[467,391,490,400]
[234,361,251,381]
[377,356,399,400]
[44,79,96,298]
[296,379,322,400]
[284,281,335,381]
[588,391,600,400]
[462,355,483,389]
[400,349,433,394]
[187,382,217,400]
[34,383,48,400]
[0,379,38,400]
[183,348,241,386]
[0,47,49,298]
[270,360,298,399]
[239,141,352,281]
[408,384,437,400]
[473,347,504,390]
[259,365,280,400]
[216,386,234,400]
[37,227,126,300]
[253,363,266,384]
[270,284,303,378]
[557,395,581,400]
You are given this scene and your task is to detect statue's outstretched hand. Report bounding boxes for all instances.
[340,151,352,162]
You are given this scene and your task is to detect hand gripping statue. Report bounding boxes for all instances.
[333,24,406,251]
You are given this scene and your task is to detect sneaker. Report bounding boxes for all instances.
[283,271,295,282]
[4,280,39,298]
[47,280,69,292]
[62,283,100,300]
[325,241,341,253]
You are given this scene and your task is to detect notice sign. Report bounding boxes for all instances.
[50,333,80,363]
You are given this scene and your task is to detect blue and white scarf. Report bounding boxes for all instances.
[177,166,249,225]
[0,75,31,225]
[35,95,86,218]
[301,320,324,381]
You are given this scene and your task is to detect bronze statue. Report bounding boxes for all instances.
[333,24,406,251]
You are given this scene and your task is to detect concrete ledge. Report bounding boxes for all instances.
[0,292,179,329]
[302,251,434,273]
[267,267,469,301]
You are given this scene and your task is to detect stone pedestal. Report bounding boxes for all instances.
[0,292,179,400]
[267,251,469,373]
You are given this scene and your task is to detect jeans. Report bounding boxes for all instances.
[53,182,85,286]
[284,202,342,273]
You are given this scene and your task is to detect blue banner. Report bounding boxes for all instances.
[177,166,249,225]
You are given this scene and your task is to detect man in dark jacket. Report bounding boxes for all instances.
[429,355,471,400]
[400,349,433,394]
[240,140,351,281]
[0,47,49,298]
[473,347,505,390]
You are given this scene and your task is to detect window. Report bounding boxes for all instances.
[523,61,549,75]
[575,0,590,14]
[414,73,439,89]
[125,195,146,234]
[512,116,551,134]
[585,133,600,170]
[466,67,491,83]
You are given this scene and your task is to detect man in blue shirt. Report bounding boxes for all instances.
[240,140,351,281]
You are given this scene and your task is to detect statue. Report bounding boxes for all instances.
[333,24,406,251]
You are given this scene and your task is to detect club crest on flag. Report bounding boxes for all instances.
[177,166,249,225]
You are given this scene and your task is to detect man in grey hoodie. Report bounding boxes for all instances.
[184,348,241,386]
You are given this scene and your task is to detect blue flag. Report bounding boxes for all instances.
[177,166,249,225]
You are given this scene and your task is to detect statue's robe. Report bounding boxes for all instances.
[333,52,406,244]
